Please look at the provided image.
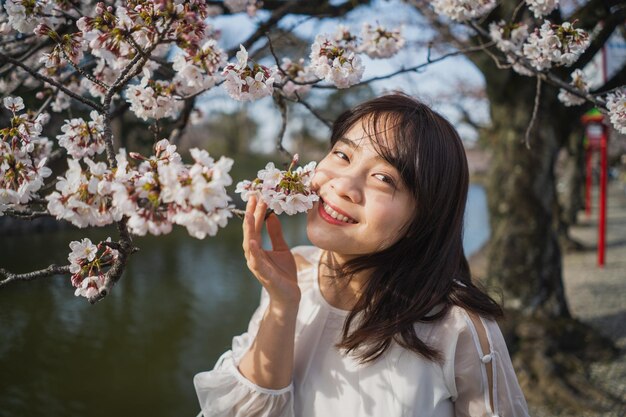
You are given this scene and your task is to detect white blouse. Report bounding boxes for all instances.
[194,246,529,417]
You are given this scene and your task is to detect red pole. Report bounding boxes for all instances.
[598,126,608,267]
[585,143,593,217]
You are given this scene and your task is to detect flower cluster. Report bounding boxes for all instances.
[3,0,58,34]
[522,21,589,71]
[606,90,626,135]
[525,0,559,18]
[114,140,233,238]
[333,25,360,52]
[172,38,227,96]
[222,45,280,102]
[557,69,588,107]
[279,58,316,98]
[432,0,497,22]
[47,139,234,238]
[46,157,122,227]
[57,111,106,159]
[310,33,364,89]
[360,23,405,59]
[0,96,52,213]
[489,21,529,53]
[235,155,318,215]
[22,1,215,117]
[68,237,119,299]
[34,23,84,68]
[126,69,183,120]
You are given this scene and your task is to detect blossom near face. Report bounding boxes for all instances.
[306,120,415,258]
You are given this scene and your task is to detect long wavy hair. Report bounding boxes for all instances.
[328,93,503,363]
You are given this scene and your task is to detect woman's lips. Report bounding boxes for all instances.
[317,198,357,225]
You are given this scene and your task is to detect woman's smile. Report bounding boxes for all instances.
[318,198,358,225]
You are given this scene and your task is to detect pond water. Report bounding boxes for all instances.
[0,184,489,417]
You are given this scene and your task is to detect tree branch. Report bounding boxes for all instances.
[1,208,53,219]
[168,97,196,145]
[273,93,292,159]
[0,52,104,112]
[290,92,333,128]
[87,222,137,304]
[0,264,71,288]
[314,42,492,89]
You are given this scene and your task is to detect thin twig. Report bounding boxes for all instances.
[511,0,527,22]
[274,94,292,160]
[59,47,110,91]
[0,265,71,288]
[231,208,246,219]
[292,92,332,128]
[524,76,542,149]
[0,51,104,112]
[35,94,55,117]
[168,97,196,145]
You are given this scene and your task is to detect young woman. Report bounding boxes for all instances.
[194,93,530,417]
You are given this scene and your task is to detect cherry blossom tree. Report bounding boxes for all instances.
[1,0,624,411]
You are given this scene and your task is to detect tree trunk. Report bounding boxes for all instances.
[481,76,618,412]
[485,79,569,318]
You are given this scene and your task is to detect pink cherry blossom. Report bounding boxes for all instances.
[236,156,318,215]
[222,45,279,101]
[432,0,497,22]
[310,33,364,89]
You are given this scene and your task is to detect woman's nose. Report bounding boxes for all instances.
[329,174,362,204]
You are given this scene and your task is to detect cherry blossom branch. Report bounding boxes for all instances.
[125,35,175,78]
[0,52,104,112]
[35,94,55,117]
[228,0,299,57]
[466,21,606,108]
[510,0,527,23]
[0,265,71,288]
[274,94,293,160]
[314,42,492,89]
[169,98,196,145]
[0,40,52,75]
[59,47,110,91]
[87,225,137,304]
[291,92,333,128]
[1,208,54,219]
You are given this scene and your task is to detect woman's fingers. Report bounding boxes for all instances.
[242,196,256,255]
[267,214,289,251]
[254,199,267,239]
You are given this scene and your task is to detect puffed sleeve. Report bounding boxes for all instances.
[193,288,295,417]
[452,312,529,417]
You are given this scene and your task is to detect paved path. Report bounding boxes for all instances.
[551,181,626,416]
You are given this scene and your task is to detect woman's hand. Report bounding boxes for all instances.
[242,195,301,311]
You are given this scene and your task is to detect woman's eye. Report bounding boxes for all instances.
[374,173,395,186]
[333,151,349,162]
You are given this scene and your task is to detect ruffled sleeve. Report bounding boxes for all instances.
[451,310,529,417]
[193,288,295,417]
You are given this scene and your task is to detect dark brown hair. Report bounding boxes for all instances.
[329,92,503,363]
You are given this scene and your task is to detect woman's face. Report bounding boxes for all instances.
[306,118,416,258]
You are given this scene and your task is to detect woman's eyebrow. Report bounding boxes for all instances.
[337,136,397,167]
[336,137,357,148]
